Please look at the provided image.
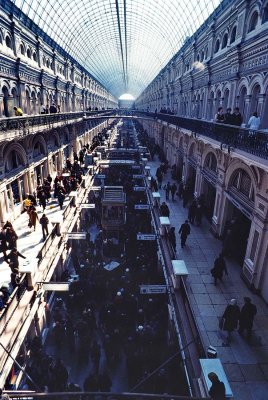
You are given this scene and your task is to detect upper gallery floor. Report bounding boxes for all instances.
[0,2,118,117]
[136,0,268,128]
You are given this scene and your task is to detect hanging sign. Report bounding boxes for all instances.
[67,233,87,239]
[134,204,150,210]
[80,204,95,209]
[95,174,106,179]
[140,285,167,294]
[133,175,144,179]
[134,187,146,191]
[137,234,156,240]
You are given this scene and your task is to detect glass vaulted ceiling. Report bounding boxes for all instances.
[12,0,222,98]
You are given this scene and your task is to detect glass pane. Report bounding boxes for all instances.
[11,0,221,97]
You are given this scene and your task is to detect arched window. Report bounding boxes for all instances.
[230,169,254,201]
[262,4,268,23]
[5,35,12,49]
[27,48,31,59]
[33,52,37,62]
[222,33,228,49]
[205,47,208,59]
[197,54,200,62]
[204,152,217,173]
[46,59,50,68]
[230,26,237,43]
[248,11,258,32]
[5,150,24,173]
[201,51,204,62]
[20,44,25,55]
[214,39,220,53]
[33,141,45,157]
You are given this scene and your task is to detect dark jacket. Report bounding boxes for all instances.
[222,304,240,331]
[239,303,257,329]
[209,379,226,400]
[213,256,228,278]
[179,223,190,238]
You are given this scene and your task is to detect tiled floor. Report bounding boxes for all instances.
[149,158,268,400]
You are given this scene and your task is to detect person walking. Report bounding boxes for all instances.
[220,299,240,345]
[170,183,177,201]
[179,220,191,248]
[188,200,197,224]
[238,297,257,340]
[211,253,228,285]
[208,372,226,400]
[168,227,176,252]
[40,214,49,240]
[164,181,171,200]
[28,207,39,231]
[57,191,65,210]
[6,247,26,271]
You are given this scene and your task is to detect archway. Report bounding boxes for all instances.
[250,84,261,116]
[2,86,9,117]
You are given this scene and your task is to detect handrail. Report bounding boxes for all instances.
[6,391,210,399]
[0,110,113,135]
[135,111,268,160]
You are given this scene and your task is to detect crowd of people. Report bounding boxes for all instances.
[22,121,186,396]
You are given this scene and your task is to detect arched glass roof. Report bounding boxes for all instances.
[11,0,222,98]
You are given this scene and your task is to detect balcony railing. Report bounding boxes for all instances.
[6,391,210,400]
[0,110,113,137]
[136,112,268,160]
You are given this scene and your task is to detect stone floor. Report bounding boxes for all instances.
[149,158,268,400]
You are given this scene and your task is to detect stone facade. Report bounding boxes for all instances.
[136,0,268,128]
[140,117,268,303]
[0,7,117,117]
[0,117,110,223]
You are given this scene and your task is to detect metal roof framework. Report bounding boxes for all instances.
[10,0,222,98]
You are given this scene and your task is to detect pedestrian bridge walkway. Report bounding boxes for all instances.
[149,159,268,400]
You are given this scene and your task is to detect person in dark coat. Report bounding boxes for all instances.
[84,373,99,391]
[170,183,177,201]
[221,299,240,345]
[164,182,171,200]
[160,202,170,217]
[188,200,197,224]
[40,214,49,240]
[232,107,243,126]
[238,297,257,340]
[6,247,26,270]
[168,227,176,252]
[179,220,191,248]
[208,372,226,400]
[211,253,228,285]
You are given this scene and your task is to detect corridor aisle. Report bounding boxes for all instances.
[149,159,268,400]
[0,196,69,286]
